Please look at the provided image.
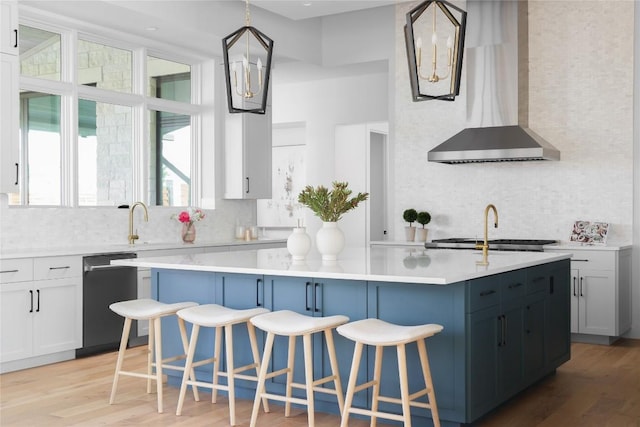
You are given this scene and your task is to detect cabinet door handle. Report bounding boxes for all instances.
[526,305,531,334]
[36,289,40,312]
[573,277,577,296]
[29,290,34,313]
[256,278,262,307]
[502,315,507,346]
[580,277,584,297]
[15,163,19,185]
[549,276,554,295]
[497,315,504,347]
[14,29,18,48]
[0,269,19,274]
[246,177,250,194]
[305,282,312,311]
[314,283,321,313]
[480,290,496,297]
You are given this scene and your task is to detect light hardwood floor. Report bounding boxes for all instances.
[1,339,639,426]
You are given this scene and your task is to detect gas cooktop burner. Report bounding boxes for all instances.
[425,238,557,252]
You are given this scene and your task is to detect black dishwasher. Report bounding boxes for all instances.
[77,253,137,357]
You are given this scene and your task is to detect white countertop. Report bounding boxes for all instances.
[545,242,632,251]
[0,239,286,259]
[112,246,572,285]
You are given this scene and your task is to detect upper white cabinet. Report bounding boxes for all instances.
[545,246,631,344]
[0,0,19,194]
[224,102,272,199]
[0,0,18,55]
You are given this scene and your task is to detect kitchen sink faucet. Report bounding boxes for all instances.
[128,202,149,244]
[476,204,498,265]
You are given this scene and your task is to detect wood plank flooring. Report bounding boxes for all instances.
[1,339,638,426]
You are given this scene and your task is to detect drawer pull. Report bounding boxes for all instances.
[49,266,71,270]
[0,269,19,274]
[573,259,589,262]
[480,290,496,297]
[508,282,523,289]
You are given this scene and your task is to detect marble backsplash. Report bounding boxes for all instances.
[0,196,257,251]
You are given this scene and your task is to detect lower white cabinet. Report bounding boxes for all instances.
[0,256,82,372]
[546,246,631,344]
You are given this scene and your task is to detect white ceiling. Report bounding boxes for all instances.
[251,0,400,21]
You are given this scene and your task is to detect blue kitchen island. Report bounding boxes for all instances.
[113,246,572,426]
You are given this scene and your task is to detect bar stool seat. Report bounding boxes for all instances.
[249,310,349,427]
[109,298,198,413]
[175,304,270,426]
[337,318,443,427]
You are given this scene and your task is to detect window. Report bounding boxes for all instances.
[13,21,200,207]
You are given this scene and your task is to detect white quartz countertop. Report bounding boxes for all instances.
[112,246,572,285]
[0,239,286,259]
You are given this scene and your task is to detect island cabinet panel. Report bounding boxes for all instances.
[263,276,368,409]
[368,280,467,425]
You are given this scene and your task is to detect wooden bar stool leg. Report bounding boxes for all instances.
[303,333,315,427]
[285,335,296,417]
[417,339,440,427]
[109,317,132,405]
[340,341,363,427]
[248,321,270,413]
[251,332,275,427]
[324,328,345,413]
[212,325,223,404]
[154,317,164,413]
[370,345,383,427]
[396,343,411,427]
[177,316,200,401]
[146,318,154,394]
[176,324,200,416]
[225,325,237,426]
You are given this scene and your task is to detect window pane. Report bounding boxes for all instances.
[19,25,61,81]
[147,56,191,102]
[78,40,132,93]
[78,100,133,206]
[148,110,191,206]
[18,92,62,205]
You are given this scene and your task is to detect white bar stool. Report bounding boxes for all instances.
[109,298,199,413]
[175,304,270,426]
[249,310,349,427]
[336,318,443,427]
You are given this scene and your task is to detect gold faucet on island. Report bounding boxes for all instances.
[128,202,149,245]
[476,204,498,265]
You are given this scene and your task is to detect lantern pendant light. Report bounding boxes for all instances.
[405,0,467,101]
[222,0,274,114]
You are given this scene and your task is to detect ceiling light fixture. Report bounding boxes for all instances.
[405,0,467,101]
[222,0,274,114]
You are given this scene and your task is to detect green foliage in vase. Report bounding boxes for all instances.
[417,211,431,228]
[403,208,418,227]
[298,181,369,222]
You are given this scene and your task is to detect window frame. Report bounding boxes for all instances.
[16,18,203,208]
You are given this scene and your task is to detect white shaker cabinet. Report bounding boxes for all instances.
[223,102,272,199]
[0,256,82,373]
[0,0,19,194]
[545,246,631,345]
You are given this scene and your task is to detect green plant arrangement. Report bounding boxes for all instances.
[416,211,431,228]
[403,208,418,227]
[298,181,369,222]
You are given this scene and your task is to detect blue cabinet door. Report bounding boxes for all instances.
[545,260,571,367]
[498,270,526,400]
[369,281,466,425]
[523,293,545,384]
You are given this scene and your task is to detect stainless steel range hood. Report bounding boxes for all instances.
[428,0,561,164]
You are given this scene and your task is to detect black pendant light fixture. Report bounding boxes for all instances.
[405,0,467,101]
[222,0,274,114]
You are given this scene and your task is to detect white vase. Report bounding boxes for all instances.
[316,221,345,261]
[405,226,416,242]
[416,228,429,242]
[287,227,312,260]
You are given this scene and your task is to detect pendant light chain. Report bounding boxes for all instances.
[245,0,251,26]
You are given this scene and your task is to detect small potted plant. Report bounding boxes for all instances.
[298,181,368,260]
[416,211,431,242]
[403,208,418,242]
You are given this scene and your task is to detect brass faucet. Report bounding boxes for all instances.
[128,202,149,244]
[476,204,498,265]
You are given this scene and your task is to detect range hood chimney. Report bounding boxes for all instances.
[427,0,560,163]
